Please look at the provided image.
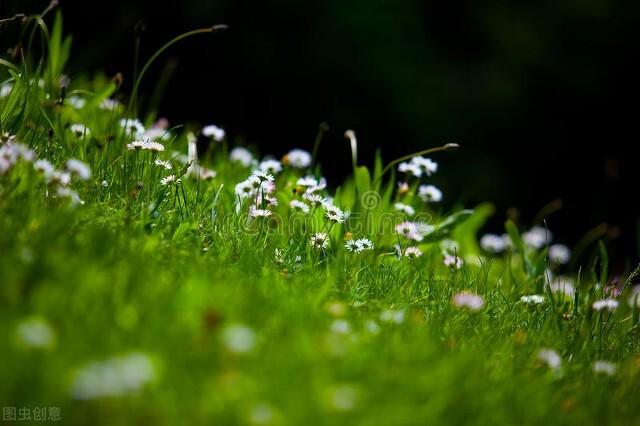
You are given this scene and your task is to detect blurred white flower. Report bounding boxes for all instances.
[70,123,89,137]
[290,200,310,213]
[394,202,415,216]
[410,156,438,176]
[221,324,256,354]
[99,98,120,110]
[1,83,13,97]
[56,187,84,205]
[592,299,619,312]
[259,159,282,174]
[202,124,225,141]
[523,226,553,249]
[70,352,155,400]
[444,254,463,270]
[397,161,422,178]
[452,292,484,311]
[285,149,312,168]
[327,384,358,412]
[380,309,405,324]
[402,246,423,259]
[592,360,617,376]
[229,147,254,167]
[16,317,54,349]
[66,96,86,109]
[34,159,55,178]
[330,319,351,334]
[549,244,571,264]
[480,233,508,254]
[119,118,145,137]
[538,349,562,370]
[66,159,91,180]
[395,221,423,242]
[548,278,575,299]
[418,185,442,203]
[520,294,545,305]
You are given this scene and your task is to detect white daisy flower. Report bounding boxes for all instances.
[520,294,545,305]
[345,240,360,253]
[523,226,553,249]
[259,159,282,174]
[249,207,272,218]
[284,149,311,168]
[71,352,155,400]
[66,159,91,180]
[202,124,225,141]
[310,232,330,250]
[418,185,442,203]
[394,202,415,216]
[592,299,619,312]
[142,141,165,152]
[397,161,422,178]
[444,254,463,269]
[304,193,326,207]
[480,234,508,254]
[251,169,275,183]
[290,200,310,213]
[235,180,255,200]
[549,244,571,264]
[538,349,562,370]
[230,147,254,167]
[326,211,346,224]
[355,238,374,251]
[592,360,616,376]
[154,159,172,170]
[452,292,484,311]
[160,175,180,186]
[410,156,438,176]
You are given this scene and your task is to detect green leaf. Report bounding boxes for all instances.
[423,209,474,243]
[354,166,371,197]
[451,203,495,255]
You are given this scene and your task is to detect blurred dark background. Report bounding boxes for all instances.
[2,0,639,263]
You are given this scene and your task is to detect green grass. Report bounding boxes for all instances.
[1,10,640,426]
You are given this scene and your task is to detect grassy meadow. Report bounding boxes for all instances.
[1,11,640,426]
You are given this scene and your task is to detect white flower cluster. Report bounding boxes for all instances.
[344,238,374,253]
[1,138,89,205]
